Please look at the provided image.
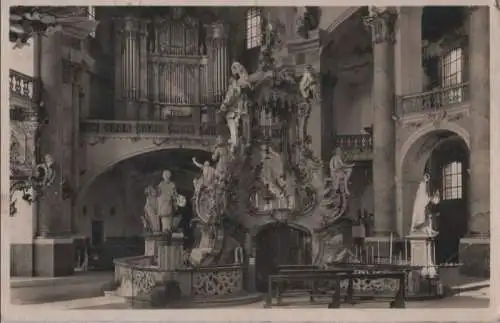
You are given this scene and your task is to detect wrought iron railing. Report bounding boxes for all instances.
[396,82,470,116]
[9,69,34,100]
[80,119,217,137]
[335,134,373,152]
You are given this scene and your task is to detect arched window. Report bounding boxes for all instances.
[246,8,262,49]
[442,161,463,200]
[440,47,463,104]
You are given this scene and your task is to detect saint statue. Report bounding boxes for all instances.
[212,135,230,182]
[192,157,216,193]
[143,185,160,233]
[329,147,354,195]
[219,62,251,152]
[156,170,183,232]
[410,173,440,236]
[299,65,319,102]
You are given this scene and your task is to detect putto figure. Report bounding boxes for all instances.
[299,65,320,102]
[192,157,216,193]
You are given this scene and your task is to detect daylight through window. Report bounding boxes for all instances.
[440,48,463,104]
[246,8,262,49]
[442,161,463,200]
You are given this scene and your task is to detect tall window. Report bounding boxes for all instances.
[442,161,463,200]
[246,8,262,49]
[440,48,463,104]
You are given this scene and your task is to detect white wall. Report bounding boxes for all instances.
[8,43,34,75]
[9,190,36,244]
[333,76,373,134]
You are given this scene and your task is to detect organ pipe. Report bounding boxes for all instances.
[114,15,230,119]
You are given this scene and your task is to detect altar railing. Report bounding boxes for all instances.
[335,134,373,160]
[396,82,470,116]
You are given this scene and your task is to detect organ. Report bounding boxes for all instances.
[113,15,231,123]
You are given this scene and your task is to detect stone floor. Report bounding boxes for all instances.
[7,280,489,310]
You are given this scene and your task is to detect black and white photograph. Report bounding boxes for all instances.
[4,3,495,316]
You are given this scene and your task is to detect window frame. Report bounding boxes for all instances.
[245,8,262,50]
[441,161,463,201]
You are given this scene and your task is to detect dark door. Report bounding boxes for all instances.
[436,161,468,264]
[91,220,104,247]
[255,224,312,292]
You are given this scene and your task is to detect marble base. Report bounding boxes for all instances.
[459,237,490,278]
[33,237,75,277]
[10,243,33,277]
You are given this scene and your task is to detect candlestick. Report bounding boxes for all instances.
[404,239,408,263]
[389,233,393,264]
[371,246,375,264]
[377,240,380,263]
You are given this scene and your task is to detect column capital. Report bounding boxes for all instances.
[363,7,398,44]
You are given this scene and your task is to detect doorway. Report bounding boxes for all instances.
[91,220,104,247]
[254,223,312,292]
[426,137,469,264]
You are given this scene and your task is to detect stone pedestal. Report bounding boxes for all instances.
[407,233,437,275]
[33,237,75,277]
[158,232,184,271]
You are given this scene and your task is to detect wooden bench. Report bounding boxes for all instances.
[264,271,406,309]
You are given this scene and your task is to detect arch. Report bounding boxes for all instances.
[396,124,470,237]
[398,121,469,171]
[77,142,212,207]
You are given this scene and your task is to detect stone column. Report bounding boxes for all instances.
[364,8,397,236]
[36,31,76,276]
[468,6,490,236]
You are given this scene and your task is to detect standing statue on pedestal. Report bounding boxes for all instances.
[410,173,440,236]
[329,147,355,195]
[219,62,251,152]
[156,170,185,233]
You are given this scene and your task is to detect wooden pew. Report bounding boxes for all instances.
[264,271,406,309]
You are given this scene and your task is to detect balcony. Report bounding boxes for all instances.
[9,70,36,119]
[335,134,373,161]
[80,119,218,139]
[396,82,470,117]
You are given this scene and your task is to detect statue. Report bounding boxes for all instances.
[329,147,354,195]
[410,173,440,236]
[156,170,184,232]
[299,65,320,102]
[32,154,56,188]
[192,157,216,193]
[212,135,231,182]
[296,7,320,39]
[143,185,160,233]
[219,62,251,152]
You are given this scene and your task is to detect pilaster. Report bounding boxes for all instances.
[363,7,397,236]
[467,6,490,237]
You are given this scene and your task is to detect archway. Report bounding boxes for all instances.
[400,129,469,264]
[254,223,312,292]
[76,148,212,269]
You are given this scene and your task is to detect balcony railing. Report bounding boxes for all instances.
[396,82,470,116]
[80,119,217,138]
[10,69,34,100]
[335,134,373,152]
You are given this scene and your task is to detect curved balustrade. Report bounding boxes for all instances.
[114,257,244,300]
[396,82,470,116]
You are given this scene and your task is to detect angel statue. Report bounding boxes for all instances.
[192,157,216,193]
[299,65,320,102]
[329,147,355,195]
